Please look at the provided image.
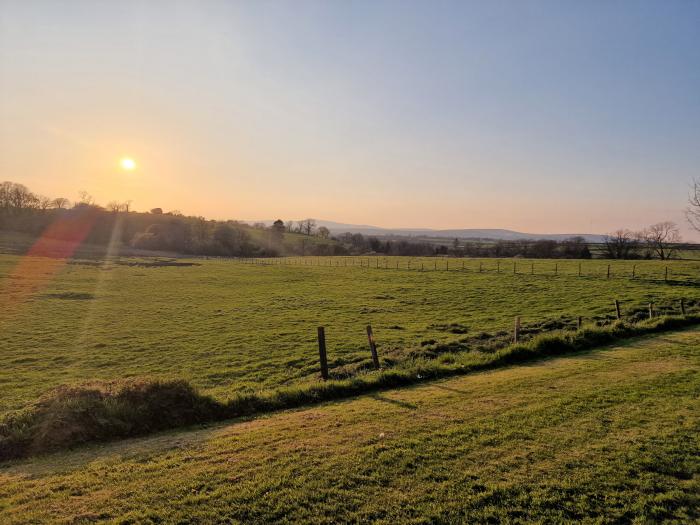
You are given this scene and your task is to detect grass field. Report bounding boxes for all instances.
[1,329,697,523]
[1,253,699,417]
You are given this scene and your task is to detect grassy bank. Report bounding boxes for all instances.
[2,314,698,460]
[1,328,698,523]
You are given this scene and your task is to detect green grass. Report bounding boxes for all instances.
[1,253,699,418]
[1,329,698,523]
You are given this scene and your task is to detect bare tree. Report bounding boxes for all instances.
[52,197,70,209]
[687,179,700,233]
[77,190,94,207]
[641,221,681,260]
[106,201,122,213]
[298,218,316,236]
[603,229,641,259]
[36,195,53,211]
[285,220,294,233]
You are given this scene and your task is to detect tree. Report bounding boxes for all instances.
[298,218,316,236]
[687,178,700,233]
[317,226,330,239]
[271,219,285,244]
[641,221,681,260]
[52,197,70,209]
[77,190,94,207]
[150,208,163,214]
[36,195,52,211]
[603,229,641,259]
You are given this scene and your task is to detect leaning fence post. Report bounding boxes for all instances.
[680,298,686,316]
[366,325,380,369]
[614,299,621,320]
[317,327,329,380]
[513,316,521,343]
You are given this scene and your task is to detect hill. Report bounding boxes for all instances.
[252,219,606,242]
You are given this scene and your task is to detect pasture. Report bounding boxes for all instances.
[1,329,698,523]
[1,253,698,417]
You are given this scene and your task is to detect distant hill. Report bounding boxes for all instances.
[251,219,606,243]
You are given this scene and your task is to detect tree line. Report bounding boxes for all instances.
[0,182,325,256]
[0,180,693,260]
[602,222,682,260]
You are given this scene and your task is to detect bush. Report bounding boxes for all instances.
[0,379,221,460]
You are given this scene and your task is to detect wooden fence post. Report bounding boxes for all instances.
[317,327,329,380]
[554,263,558,276]
[513,316,521,343]
[577,316,582,330]
[531,263,534,275]
[607,265,611,279]
[497,261,500,274]
[434,260,437,270]
[513,262,517,275]
[632,265,636,279]
[366,325,380,369]
[648,303,654,319]
[665,267,668,282]
[614,299,621,320]
[479,261,483,273]
[680,298,686,316]
[578,262,582,277]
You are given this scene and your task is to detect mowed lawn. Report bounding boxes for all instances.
[0,329,697,523]
[0,253,698,415]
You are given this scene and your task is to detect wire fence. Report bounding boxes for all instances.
[234,255,700,283]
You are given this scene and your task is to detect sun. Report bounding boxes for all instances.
[120,157,136,171]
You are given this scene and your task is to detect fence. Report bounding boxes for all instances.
[312,297,692,380]
[235,255,699,282]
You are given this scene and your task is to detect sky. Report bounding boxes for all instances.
[1,1,699,237]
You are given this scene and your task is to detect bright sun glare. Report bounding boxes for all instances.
[120,157,136,171]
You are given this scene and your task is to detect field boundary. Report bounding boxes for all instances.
[2,314,699,461]
[236,255,700,283]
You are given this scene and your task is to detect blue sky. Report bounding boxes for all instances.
[1,1,699,236]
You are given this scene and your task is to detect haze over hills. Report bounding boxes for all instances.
[252,219,606,242]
